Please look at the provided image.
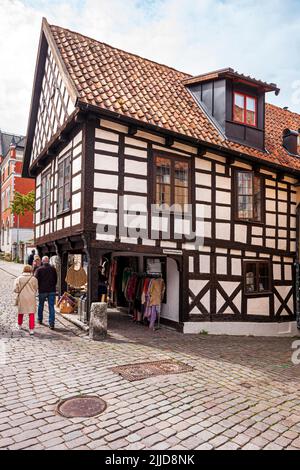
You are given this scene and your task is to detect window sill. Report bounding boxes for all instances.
[227,119,263,132]
[235,219,264,226]
[57,209,71,217]
[244,291,272,297]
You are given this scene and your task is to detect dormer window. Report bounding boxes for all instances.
[233,92,257,127]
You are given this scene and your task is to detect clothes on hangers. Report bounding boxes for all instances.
[122,267,133,292]
[149,278,165,307]
[112,266,166,330]
[125,272,138,302]
[143,276,165,329]
[108,259,118,294]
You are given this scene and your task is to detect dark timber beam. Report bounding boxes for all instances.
[46,150,56,158]
[75,113,86,124]
[197,146,206,157]
[128,125,138,136]
[226,156,235,166]
[58,134,68,145]
[252,163,261,174]
[276,172,285,182]
[165,136,174,147]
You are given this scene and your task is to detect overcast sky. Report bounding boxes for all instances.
[0,0,300,136]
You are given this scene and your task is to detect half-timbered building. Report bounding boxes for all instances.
[23,18,300,335]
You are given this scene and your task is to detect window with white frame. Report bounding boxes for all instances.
[41,172,51,221]
[57,154,71,214]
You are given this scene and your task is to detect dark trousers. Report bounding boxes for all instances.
[38,292,56,325]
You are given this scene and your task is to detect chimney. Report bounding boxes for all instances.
[283,129,299,155]
[9,142,16,159]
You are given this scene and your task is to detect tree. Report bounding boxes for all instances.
[6,191,35,261]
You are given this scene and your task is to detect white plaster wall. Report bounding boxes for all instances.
[95,154,119,172]
[125,160,147,175]
[94,173,118,190]
[247,297,270,316]
[94,192,118,210]
[124,177,147,193]
[161,258,179,322]
[184,321,300,337]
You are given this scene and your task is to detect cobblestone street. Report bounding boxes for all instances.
[1,260,300,451]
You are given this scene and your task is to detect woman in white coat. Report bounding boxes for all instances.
[14,265,38,335]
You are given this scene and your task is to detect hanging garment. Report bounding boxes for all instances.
[143,278,154,320]
[149,278,165,307]
[122,267,133,292]
[125,273,138,302]
[66,265,87,288]
[134,277,144,312]
[109,259,118,293]
[141,277,151,305]
[148,305,160,329]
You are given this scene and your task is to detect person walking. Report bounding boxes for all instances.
[32,255,41,273]
[14,265,38,336]
[28,249,36,266]
[35,256,57,329]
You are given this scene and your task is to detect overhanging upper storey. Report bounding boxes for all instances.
[184,68,280,151]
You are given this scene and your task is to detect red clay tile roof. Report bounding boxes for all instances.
[49,23,300,173]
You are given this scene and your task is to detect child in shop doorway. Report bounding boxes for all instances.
[14,265,38,336]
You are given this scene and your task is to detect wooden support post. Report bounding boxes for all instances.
[60,251,68,297]
[86,247,101,321]
[54,241,68,297]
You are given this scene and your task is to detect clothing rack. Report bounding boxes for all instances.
[123,270,164,330]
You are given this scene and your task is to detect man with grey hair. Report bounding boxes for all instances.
[35,256,58,329]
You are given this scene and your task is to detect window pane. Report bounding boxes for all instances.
[57,156,71,213]
[45,195,50,219]
[155,157,171,207]
[65,159,71,178]
[258,263,269,292]
[58,187,64,213]
[64,183,71,211]
[175,186,188,210]
[245,263,256,293]
[41,202,44,221]
[237,171,253,219]
[233,93,244,122]
[246,96,256,112]
[238,195,253,219]
[58,163,64,187]
[156,157,170,181]
[238,171,253,195]
[174,161,188,187]
[246,97,256,126]
[156,183,171,207]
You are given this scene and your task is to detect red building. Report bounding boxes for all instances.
[0,131,34,259]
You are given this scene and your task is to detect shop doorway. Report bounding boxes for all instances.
[106,252,179,328]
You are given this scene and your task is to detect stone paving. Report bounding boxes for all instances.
[1,260,300,450]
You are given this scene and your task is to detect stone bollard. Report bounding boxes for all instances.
[89,302,107,341]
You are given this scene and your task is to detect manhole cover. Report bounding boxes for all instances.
[112,359,194,381]
[56,396,107,418]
